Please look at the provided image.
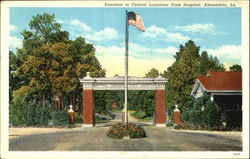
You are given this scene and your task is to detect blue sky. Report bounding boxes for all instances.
[10,7,241,76]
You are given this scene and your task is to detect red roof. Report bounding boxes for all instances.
[197,71,242,90]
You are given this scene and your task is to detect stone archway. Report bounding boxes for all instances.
[80,75,167,127]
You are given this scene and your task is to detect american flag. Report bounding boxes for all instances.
[127,12,145,32]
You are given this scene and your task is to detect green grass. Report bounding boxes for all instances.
[128,110,136,113]
[131,111,153,121]
[95,118,110,123]
[143,116,153,120]
[111,109,122,113]
[75,113,83,124]
[132,111,147,119]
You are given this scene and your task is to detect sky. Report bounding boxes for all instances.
[9,7,241,77]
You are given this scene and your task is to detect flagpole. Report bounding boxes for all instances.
[125,10,128,124]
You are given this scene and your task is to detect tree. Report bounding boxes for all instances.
[14,13,69,106]
[230,64,242,72]
[12,13,106,110]
[145,68,160,77]
[198,51,225,75]
[165,40,200,112]
[164,40,226,113]
[9,51,20,102]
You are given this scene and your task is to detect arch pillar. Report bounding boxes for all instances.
[155,89,166,127]
[82,89,95,127]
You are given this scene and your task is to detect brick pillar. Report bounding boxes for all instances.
[82,89,95,127]
[155,89,166,127]
[68,105,75,127]
[173,105,181,124]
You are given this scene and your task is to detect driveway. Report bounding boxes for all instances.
[9,126,242,151]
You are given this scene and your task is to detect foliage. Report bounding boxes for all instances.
[95,90,124,114]
[202,101,221,126]
[9,96,50,126]
[181,92,221,127]
[129,90,155,117]
[107,122,146,139]
[145,68,160,77]
[163,40,225,113]
[230,64,242,72]
[75,113,83,123]
[9,96,27,126]
[95,90,154,117]
[222,109,242,129]
[164,40,200,112]
[132,111,147,119]
[10,13,105,114]
[181,110,203,125]
[9,51,24,102]
[50,110,68,126]
[173,123,241,131]
[198,51,225,75]
[143,116,153,120]
[26,101,50,126]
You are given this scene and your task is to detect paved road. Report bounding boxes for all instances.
[9,126,242,151]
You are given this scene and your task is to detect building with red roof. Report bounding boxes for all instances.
[191,71,242,111]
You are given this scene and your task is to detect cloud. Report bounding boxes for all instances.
[174,23,216,34]
[95,43,176,76]
[203,45,241,64]
[142,25,190,43]
[155,46,178,54]
[58,18,119,42]
[85,28,119,41]
[10,25,17,32]
[9,36,22,51]
[68,19,92,32]
[57,19,91,32]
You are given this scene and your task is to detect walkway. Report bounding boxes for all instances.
[9,126,242,151]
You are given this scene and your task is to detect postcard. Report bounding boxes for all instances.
[1,0,249,158]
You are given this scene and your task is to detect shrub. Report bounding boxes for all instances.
[133,111,147,119]
[107,122,146,139]
[203,101,221,127]
[50,111,68,126]
[26,101,50,126]
[75,113,82,123]
[222,109,242,129]
[9,96,50,127]
[9,96,27,126]
[181,110,203,125]
[182,93,221,127]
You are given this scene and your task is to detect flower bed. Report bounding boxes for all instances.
[107,122,146,139]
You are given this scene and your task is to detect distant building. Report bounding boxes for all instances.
[191,71,242,112]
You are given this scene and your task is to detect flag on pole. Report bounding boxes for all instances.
[127,12,145,32]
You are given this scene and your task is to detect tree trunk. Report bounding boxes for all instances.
[61,97,64,110]
[42,94,45,106]
[58,97,61,110]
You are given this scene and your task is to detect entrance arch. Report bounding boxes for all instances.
[80,74,167,127]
